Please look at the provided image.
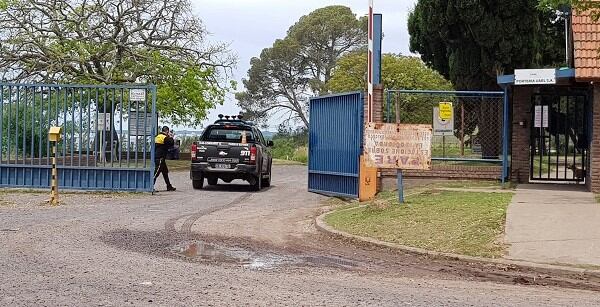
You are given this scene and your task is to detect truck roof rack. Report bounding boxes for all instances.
[213,114,255,126]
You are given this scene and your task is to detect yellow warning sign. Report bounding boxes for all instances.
[438,102,453,121]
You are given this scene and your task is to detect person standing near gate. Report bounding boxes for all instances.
[154,126,176,191]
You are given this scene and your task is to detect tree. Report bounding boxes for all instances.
[236,38,310,127]
[539,0,600,17]
[236,6,366,128]
[287,5,367,95]
[329,52,453,123]
[0,0,235,126]
[408,0,565,157]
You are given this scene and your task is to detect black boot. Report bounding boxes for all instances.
[166,185,176,191]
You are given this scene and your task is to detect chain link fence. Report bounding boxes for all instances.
[386,90,505,164]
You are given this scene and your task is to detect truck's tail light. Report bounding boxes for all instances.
[191,143,197,160]
[250,146,257,164]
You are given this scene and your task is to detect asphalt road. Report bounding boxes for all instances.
[1,165,600,306]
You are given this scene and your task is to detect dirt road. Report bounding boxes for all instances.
[1,165,600,306]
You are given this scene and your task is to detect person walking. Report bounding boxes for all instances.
[154,126,176,191]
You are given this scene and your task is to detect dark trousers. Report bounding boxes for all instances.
[154,158,172,187]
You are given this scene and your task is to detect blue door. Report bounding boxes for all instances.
[308,92,363,198]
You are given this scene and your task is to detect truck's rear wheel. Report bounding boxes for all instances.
[251,174,262,191]
[192,178,204,189]
[263,168,271,188]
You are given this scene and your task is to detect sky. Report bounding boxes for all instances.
[184,0,418,131]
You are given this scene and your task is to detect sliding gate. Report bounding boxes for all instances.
[0,83,157,191]
[308,92,363,198]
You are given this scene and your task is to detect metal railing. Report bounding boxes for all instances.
[0,83,157,191]
[386,90,506,167]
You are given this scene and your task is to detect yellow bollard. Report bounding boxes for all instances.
[48,127,62,206]
[49,141,59,205]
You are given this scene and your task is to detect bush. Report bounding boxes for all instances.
[271,128,308,163]
[292,146,308,164]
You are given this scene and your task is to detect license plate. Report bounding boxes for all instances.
[214,163,230,169]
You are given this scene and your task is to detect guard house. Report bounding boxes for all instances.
[498,8,600,191]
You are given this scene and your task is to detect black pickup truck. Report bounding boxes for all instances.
[190,115,273,191]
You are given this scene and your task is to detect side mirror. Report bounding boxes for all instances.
[267,140,274,147]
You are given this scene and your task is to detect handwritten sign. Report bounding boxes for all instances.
[364,123,432,170]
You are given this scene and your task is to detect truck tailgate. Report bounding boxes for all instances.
[194,141,252,167]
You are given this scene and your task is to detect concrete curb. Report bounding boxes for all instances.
[436,187,515,193]
[315,206,600,277]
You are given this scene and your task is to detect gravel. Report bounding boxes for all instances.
[1,165,600,306]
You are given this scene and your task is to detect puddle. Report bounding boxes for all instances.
[170,241,359,270]
[170,241,297,270]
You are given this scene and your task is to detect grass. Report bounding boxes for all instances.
[434,180,516,189]
[166,159,191,171]
[325,189,513,258]
[0,199,15,207]
[273,159,306,166]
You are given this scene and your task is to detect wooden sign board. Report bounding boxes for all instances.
[364,123,432,170]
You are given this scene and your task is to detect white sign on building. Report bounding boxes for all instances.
[514,69,556,85]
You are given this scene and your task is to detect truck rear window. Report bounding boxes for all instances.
[203,127,255,143]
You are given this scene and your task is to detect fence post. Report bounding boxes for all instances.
[502,86,510,184]
[150,85,157,192]
[461,102,465,156]
[386,90,391,123]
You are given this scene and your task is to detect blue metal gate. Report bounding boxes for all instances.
[308,92,363,198]
[0,83,157,191]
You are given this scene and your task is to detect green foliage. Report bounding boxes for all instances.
[237,5,366,128]
[329,52,453,123]
[408,0,566,157]
[287,5,367,94]
[2,102,50,159]
[539,0,600,10]
[236,38,309,127]
[177,136,197,153]
[325,190,513,258]
[270,128,308,163]
[329,52,452,92]
[408,0,566,90]
[0,0,235,126]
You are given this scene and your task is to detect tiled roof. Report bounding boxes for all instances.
[573,7,600,81]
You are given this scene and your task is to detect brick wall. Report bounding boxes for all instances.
[381,165,502,180]
[364,85,384,123]
[590,85,600,192]
[511,87,533,183]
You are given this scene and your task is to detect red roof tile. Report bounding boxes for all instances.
[573,5,600,81]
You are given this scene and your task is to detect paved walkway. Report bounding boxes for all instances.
[505,184,600,266]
